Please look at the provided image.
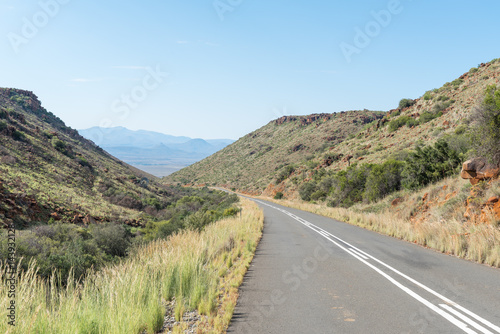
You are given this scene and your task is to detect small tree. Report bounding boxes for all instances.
[363,160,404,202]
[274,192,284,200]
[399,98,415,110]
[471,85,500,164]
[298,182,316,201]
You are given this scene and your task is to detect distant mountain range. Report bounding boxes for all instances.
[78,127,234,177]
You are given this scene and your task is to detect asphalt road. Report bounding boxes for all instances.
[227,199,500,334]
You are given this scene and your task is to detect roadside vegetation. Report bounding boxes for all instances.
[269,83,500,268]
[0,188,239,285]
[0,198,263,334]
[298,135,468,208]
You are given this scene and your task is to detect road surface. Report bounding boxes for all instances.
[228,199,500,334]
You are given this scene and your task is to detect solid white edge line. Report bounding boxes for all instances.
[317,231,500,334]
[258,201,498,334]
[440,304,494,334]
[305,225,477,334]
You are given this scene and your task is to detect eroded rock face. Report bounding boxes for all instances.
[461,158,500,185]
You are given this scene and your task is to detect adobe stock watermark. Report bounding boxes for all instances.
[86,65,168,146]
[213,0,243,21]
[6,220,17,327]
[7,0,71,54]
[339,0,405,63]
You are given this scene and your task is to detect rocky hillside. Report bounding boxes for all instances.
[0,88,181,228]
[165,58,500,198]
[164,110,385,192]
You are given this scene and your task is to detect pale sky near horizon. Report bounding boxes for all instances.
[1,0,499,140]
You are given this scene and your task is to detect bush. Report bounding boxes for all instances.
[77,157,92,168]
[423,92,432,100]
[388,116,414,132]
[471,85,500,164]
[274,192,284,200]
[452,78,464,88]
[399,98,416,110]
[469,67,478,74]
[299,182,317,201]
[405,118,419,128]
[275,165,295,184]
[11,129,25,141]
[0,109,8,119]
[454,124,467,135]
[1,224,116,283]
[144,220,182,241]
[432,101,452,113]
[223,207,239,217]
[363,160,404,203]
[328,164,373,207]
[52,137,66,151]
[90,223,131,257]
[0,121,7,131]
[401,140,462,190]
[184,211,212,231]
[419,110,442,124]
[310,190,327,201]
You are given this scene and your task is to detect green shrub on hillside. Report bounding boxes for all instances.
[299,136,469,207]
[423,92,432,100]
[89,223,131,257]
[77,156,91,168]
[0,223,130,283]
[401,140,462,190]
[452,78,464,88]
[299,182,317,201]
[310,190,327,201]
[363,160,404,202]
[184,211,212,232]
[454,124,467,135]
[52,137,66,151]
[419,110,442,124]
[11,129,25,141]
[276,165,295,184]
[432,101,452,113]
[471,85,500,164]
[388,116,416,132]
[274,192,284,199]
[328,164,373,207]
[399,98,415,110]
[469,67,478,74]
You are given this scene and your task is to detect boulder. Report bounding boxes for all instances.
[461,158,500,185]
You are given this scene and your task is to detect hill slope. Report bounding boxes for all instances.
[0,88,180,228]
[165,58,500,197]
[164,110,386,192]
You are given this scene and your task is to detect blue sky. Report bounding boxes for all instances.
[1,0,499,140]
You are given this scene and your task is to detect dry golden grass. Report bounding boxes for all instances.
[0,198,263,334]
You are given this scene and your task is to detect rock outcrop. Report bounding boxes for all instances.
[461,158,500,185]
